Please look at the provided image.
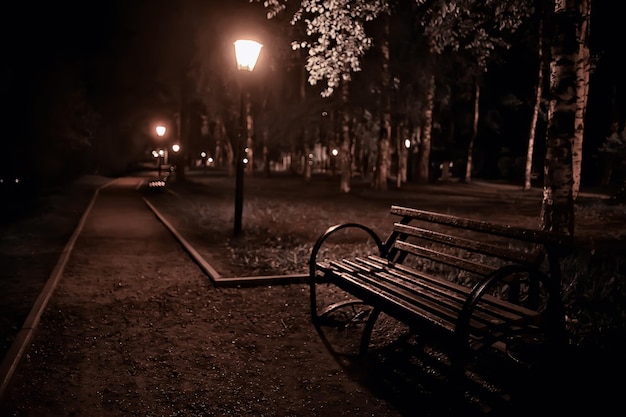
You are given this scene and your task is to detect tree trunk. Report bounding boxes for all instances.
[304,145,312,182]
[339,81,351,193]
[396,124,408,188]
[215,117,231,175]
[262,143,270,178]
[572,0,591,199]
[464,81,480,183]
[372,14,391,191]
[225,139,234,177]
[524,10,544,191]
[259,95,271,177]
[416,74,435,184]
[301,62,312,183]
[540,0,577,236]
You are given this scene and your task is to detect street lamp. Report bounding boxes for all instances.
[233,39,263,236]
[156,125,167,177]
[158,149,165,176]
[171,144,181,176]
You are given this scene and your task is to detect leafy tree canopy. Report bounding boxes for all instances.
[256,0,533,97]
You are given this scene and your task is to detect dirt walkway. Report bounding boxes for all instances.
[0,178,402,417]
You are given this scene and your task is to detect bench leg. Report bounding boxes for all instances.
[359,307,382,357]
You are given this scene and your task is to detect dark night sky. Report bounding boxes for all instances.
[1,0,271,100]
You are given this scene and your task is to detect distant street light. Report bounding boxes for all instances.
[233,39,263,236]
[171,144,181,175]
[156,125,167,177]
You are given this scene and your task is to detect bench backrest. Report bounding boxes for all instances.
[383,206,572,290]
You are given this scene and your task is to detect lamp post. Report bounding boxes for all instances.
[233,39,263,236]
[156,125,167,177]
[171,143,181,176]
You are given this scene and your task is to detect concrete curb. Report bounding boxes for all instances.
[143,198,309,288]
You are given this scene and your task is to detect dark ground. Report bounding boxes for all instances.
[0,169,624,416]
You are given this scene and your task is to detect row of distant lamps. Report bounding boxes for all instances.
[314,138,411,161]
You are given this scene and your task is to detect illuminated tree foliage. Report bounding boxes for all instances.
[258,0,389,97]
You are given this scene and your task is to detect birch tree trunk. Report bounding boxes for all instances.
[540,0,576,236]
[572,0,591,199]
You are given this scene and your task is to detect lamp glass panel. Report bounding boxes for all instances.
[234,40,263,71]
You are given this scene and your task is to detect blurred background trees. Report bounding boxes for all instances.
[1,0,623,211]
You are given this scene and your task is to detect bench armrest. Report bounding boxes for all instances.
[308,223,384,323]
[308,223,384,277]
[455,264,566,355]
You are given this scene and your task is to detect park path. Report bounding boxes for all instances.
[1,177,403,417]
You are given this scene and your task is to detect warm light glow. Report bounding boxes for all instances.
[331,148,338,157]
[200,151,207,158]
[234,40,263,72]
[172,144,180,153]
[404,138,411,149]
[158,149,165,157]
[156,125,166,137]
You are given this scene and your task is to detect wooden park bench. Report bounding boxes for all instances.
[308,205,572,378]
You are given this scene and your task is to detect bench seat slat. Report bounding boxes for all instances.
[349,257,537,324]
[379,257,541,319]
[363,255,469,296]
[338,259,468,321]
[342,258,535,328]
[326,255,539,322]
[326,259,522,335]
[330,269,459,333]
[345,258,471,310]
